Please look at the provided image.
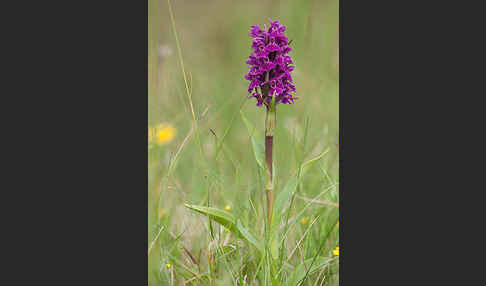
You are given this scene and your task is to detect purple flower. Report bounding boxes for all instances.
[245,19,296,107]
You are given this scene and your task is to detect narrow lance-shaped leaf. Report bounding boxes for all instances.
[184,204,235,229]
[184,204,263,253]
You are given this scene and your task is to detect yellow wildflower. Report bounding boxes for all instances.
[225,228,230,233]
[151,123,176,145]
[166,263,171,268]
[225,205,231,211]
[301,217,309,225]
[333,246,339,256]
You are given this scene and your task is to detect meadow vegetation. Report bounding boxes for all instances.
[149,0,339,284]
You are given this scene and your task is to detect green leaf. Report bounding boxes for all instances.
[240,111,265,169]
[289,256,330,285]
[184,204,235,229]
[236,220,263,252]
[184,204,263,253]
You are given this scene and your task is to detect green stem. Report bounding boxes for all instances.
[265,96,276,226]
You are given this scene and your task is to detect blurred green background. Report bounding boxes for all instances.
[149,0,338,284]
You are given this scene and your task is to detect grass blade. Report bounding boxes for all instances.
[240,110,265,169]
[290,257,330,285]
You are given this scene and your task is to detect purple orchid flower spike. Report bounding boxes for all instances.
[244,19,297,225]
[245,19,296,108]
